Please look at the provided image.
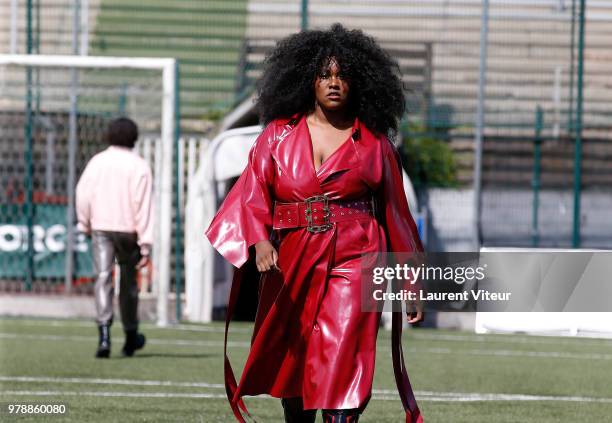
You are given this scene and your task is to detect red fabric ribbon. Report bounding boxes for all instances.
[224,266,253,422]
[392,311,423,423]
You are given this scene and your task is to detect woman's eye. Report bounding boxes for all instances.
[318,71,347,81]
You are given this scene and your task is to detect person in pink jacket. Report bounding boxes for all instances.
[76,117,153,358]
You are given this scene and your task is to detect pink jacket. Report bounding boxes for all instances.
[76,146,154,254]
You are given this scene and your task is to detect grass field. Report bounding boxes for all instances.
[1,317,612,422]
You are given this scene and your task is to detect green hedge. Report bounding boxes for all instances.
[400,122,458,188]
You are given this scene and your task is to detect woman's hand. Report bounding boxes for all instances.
[406,297,424,324]
[254,240,279,272]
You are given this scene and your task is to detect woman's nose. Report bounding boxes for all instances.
[328,75,341,86]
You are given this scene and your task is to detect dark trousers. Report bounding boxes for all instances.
[281,397,361,422]
[92,231,141,331]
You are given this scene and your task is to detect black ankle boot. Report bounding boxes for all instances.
[281,397,316,423]
[122,329,146,357]
[322,409,360,423]
[96,324,111,358]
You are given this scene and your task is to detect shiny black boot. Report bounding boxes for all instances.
[95,324,111,358]
[121,329,146,357]
[322,409,360,423]
[281,397,316,423]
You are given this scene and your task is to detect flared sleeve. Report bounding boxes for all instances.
[204,123,276,268]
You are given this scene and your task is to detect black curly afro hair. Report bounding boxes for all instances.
[255,23,405,136]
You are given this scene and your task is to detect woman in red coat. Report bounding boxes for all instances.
[205,24,424,423]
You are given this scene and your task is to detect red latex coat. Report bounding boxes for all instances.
[205,114,424,422]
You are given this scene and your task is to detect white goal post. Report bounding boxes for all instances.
[0,54,177,327]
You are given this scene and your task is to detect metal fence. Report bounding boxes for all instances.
[207,0,612,250]
[285,0,608,251]
[0,60,207,295]
[1,1,611,308]
[0,55,210,323]
[0,0,248,124]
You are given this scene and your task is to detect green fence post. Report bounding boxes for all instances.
[174,61,182,323]
[118,83,128,115]
[301,0,309,30]
[34,0,40,112]
[567,0,577,136]
[531,106,543,247]
[24,0,34,291]
[406,124,422,189]
[572,0,586,248]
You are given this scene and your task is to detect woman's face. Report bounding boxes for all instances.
[314,58,350,112]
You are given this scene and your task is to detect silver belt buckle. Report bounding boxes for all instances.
[304,195,332,233]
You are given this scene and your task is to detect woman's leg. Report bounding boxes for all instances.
[321,408,360,423]
[281,397,316,423]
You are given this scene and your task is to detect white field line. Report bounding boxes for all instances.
[2,388,612,403]
[1,390,227,399]
[4,376,612,404]
[378,391,612,403]
[3,319,612,346]
[0,318,250,334]
[0,332,250,348]
[0,376,224,389]
[411,332,612,346]
[2,332,612,361]
[399,345,612,361]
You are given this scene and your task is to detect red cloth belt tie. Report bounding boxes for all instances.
[273,195,375,232]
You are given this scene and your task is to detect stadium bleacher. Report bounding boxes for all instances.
[3,0,611,134]
[91,0,247,120]
[0,0,248,122]
[246,0,612,132]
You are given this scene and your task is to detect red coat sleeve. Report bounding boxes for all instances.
[376,138,424,255]
[377,138,426,423]
[204,123,276,268]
